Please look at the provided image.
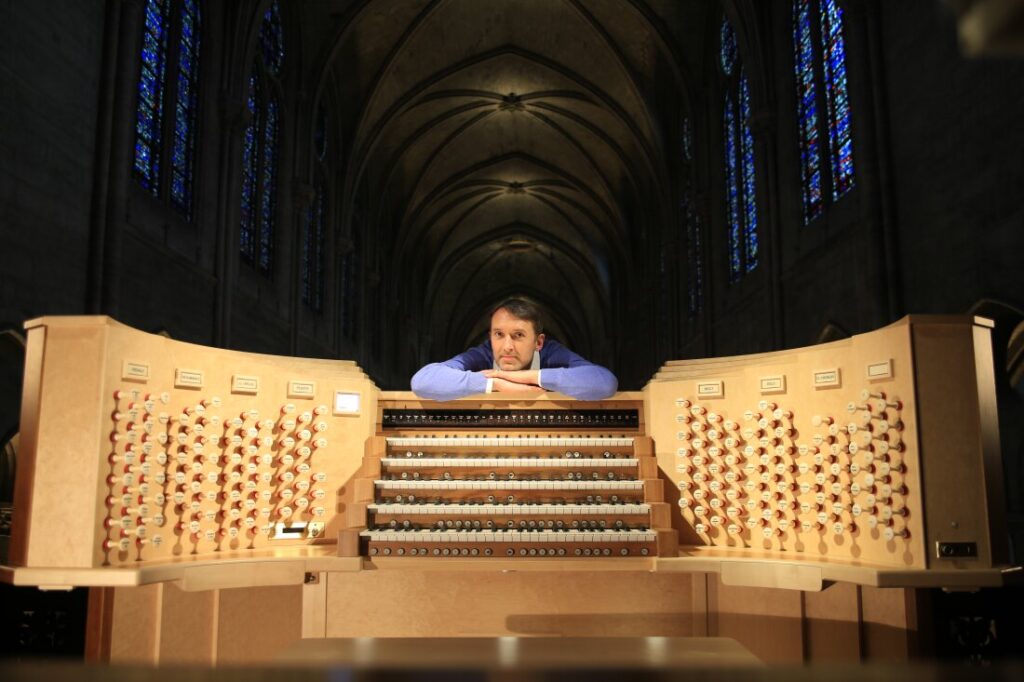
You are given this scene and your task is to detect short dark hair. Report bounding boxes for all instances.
[491,298,545,335]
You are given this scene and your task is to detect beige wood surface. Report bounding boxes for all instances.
[322,570,698,638]
[215,585,303,664]
[108,583,161,664]
[707,577,805,663]
[156,582,216,664]
[860,585,918,660]
[11,316,378,569]
[912,320,1007,569]
[277,636,762,668]
[644,315,1007,574]
[802,581,862,661]
[301,574,327,638]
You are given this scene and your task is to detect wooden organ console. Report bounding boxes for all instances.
[339,404,677,560]
[0,314,1015,665]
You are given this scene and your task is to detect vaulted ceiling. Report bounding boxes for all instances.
[299,0,711,371]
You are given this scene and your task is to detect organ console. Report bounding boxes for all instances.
[0,314,1015,664]
[339,402,677,560]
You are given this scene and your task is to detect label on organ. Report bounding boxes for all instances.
[231,375,260,394]
[866,359,893,380]
[813,369,841,388]
[174,369,204,389]
[759,375,786,393]
[121,360,151,381]
[696,380,724,398]
[288,380,317,398]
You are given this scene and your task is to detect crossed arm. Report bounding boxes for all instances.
[410,343,617,402]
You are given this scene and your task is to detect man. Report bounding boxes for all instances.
[411,298,617,401]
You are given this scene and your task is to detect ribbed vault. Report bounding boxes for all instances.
[305,0,710,384]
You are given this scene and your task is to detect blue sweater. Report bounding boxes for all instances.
[410,340,618,402]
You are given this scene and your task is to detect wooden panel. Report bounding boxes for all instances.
[647,318,924,567]
[707,577,804,663]
[17,323,108,567]
[85,587,115,662]
[301,574,327,638]
[803,582,862,661]
[691,574,710,636]
[860,585,915,660]
[108,583,161,664]
[10,316,378,570]
[157,582,216,665]
[215,585,303,664]
[912,320,1009,569]
[323,571,697,638]
[8,322,46,566]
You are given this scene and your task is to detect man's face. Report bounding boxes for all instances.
[490,308,544,370]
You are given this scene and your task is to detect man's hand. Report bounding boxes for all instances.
[490,377,544,394]
[483,369,540,386]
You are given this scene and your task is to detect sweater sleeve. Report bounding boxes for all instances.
[538,342,618,401]
[410,344,491,401]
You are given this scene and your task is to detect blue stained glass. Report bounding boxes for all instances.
[683,192,702,317]
[239,71,259,264]
[821,0,855,200]
[303,179,326,312]
[240,2,286,276]
[169,0,200,216]
[794,0,823,224]
[724,96,741,281]
[260,1,285,76]
[740,72,758,273]
[681,117,692,162]
[258,97,279,273]
[720,17,737,75]
[133,0,170,194]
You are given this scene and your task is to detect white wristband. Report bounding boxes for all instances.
[536,370,543,389]
[485,378,494,393]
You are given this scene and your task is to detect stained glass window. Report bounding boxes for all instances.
[260,2,285,76]
[793,0,854,223]
[258,97,278,273]
[720,19,737,76]
[303,104,328,313]
[239,71,260,266]
[302,178,326,312]
[683,192,703,318]
[793,0,823,223]
[680,115,701,318]
[740,72,758,272]
[134,0,170,195]
[239,1,284,277]
[721,17,758,282]
[724,97,741,281]
[341,228,360,339]
[821,0,854,200]
[133,0,201,218]
[169,0,201,216]
[681,117,693,162]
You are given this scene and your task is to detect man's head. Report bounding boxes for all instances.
[489,298,545,370]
